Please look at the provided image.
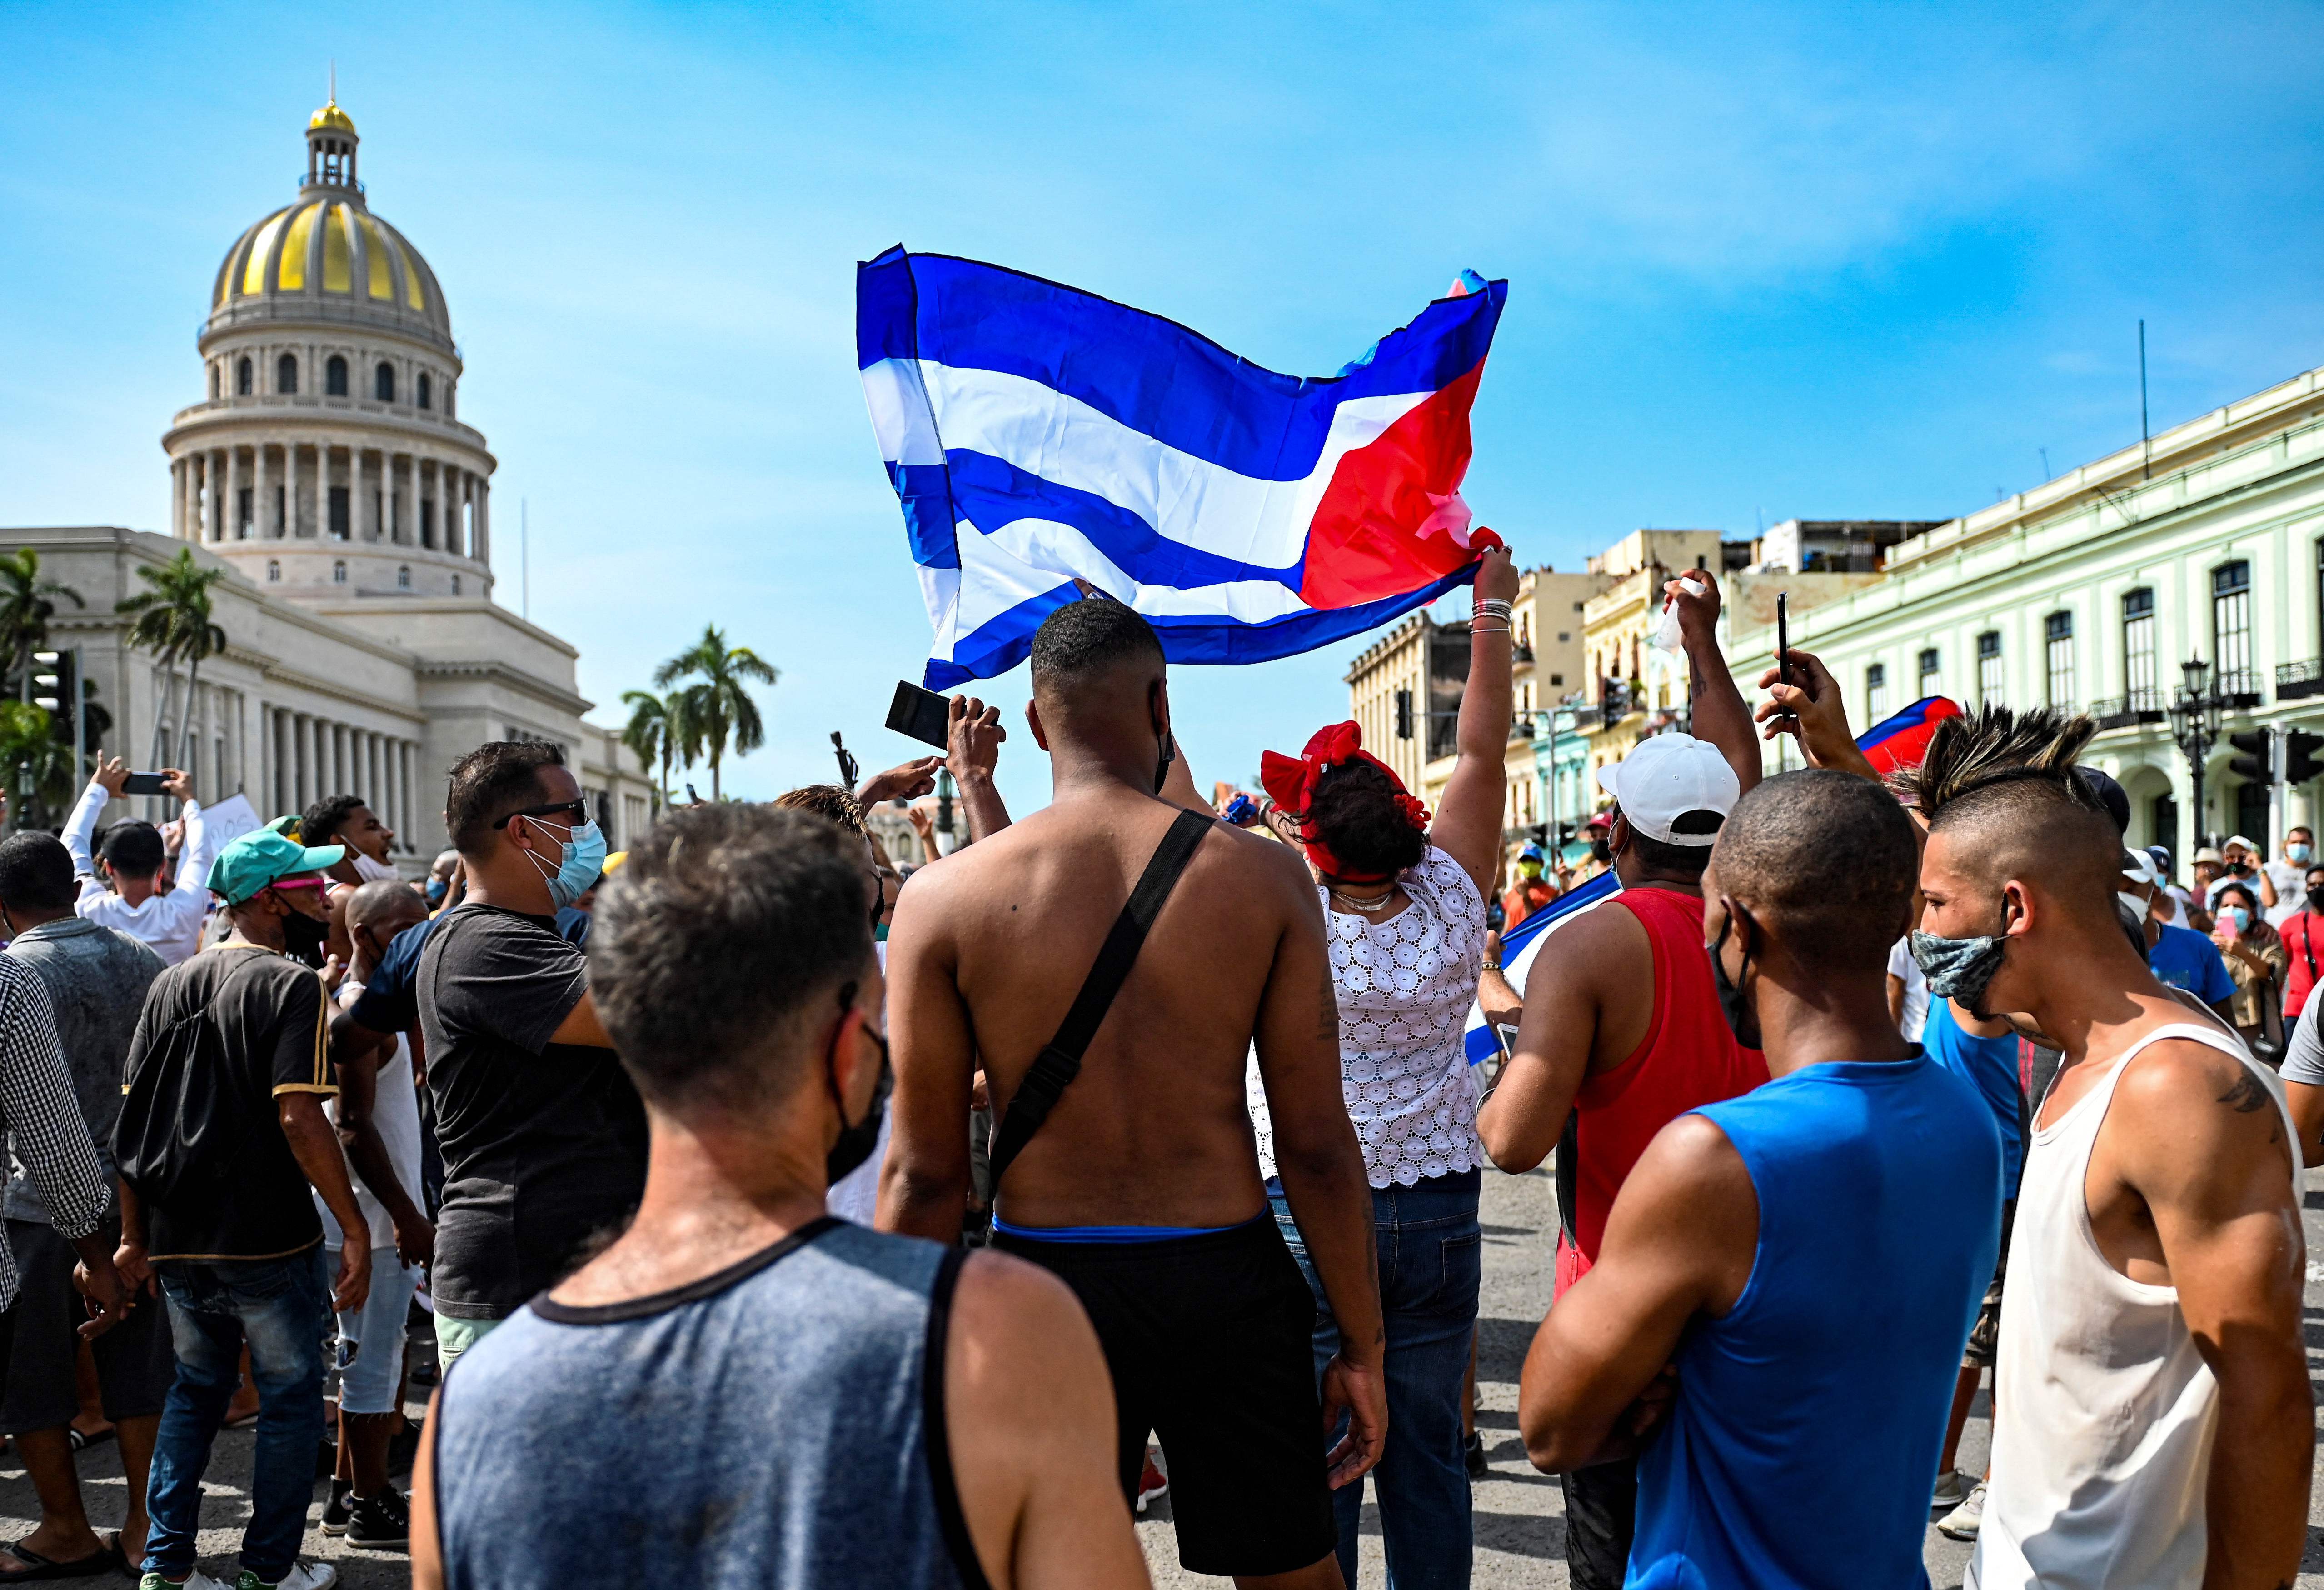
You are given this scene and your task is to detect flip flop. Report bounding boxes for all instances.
[0,1540,118,1580]
[64,1427,114,1453]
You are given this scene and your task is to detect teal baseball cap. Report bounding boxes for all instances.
[207,830,346,904]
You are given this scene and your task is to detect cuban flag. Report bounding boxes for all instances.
[858,247,1507,688]
[1459,700,1963,1067]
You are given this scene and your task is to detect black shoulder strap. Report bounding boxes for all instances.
[987,808,1213,1189]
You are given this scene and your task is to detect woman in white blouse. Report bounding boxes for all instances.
[1250,545,1517,1590]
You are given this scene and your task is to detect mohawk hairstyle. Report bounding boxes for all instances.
[1894,705,2101,818]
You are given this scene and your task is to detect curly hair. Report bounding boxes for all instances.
[1305,760,1426,880]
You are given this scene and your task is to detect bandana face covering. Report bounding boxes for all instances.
[1909,922,2010,1012]
[1259,721,1431,885]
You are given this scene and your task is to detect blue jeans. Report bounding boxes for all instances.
[147,1248,331,1581]
[1271,1168,1481,1590]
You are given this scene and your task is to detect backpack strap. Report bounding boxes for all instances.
[988,808,1214,1189]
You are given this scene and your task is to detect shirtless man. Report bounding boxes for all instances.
[1473,570,1766,1590]
[1890,714,2310,1590]
[881,595,1386,1590]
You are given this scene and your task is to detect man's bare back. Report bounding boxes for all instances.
[884,788,1338,1230]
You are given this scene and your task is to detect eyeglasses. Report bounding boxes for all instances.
[492,799,588,830]
[265,878,327,895]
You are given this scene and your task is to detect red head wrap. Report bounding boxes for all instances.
[1259,720,1431,885]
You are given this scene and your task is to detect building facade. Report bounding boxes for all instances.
[4,99,651,863]
[1727,362,2324,857]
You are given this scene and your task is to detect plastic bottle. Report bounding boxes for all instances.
[1651,575,1708,653]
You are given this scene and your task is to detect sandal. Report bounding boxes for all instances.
[64,1427,114,1453]
[0,1540,119,1580]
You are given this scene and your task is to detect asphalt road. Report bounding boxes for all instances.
[6,1163,2323,1587]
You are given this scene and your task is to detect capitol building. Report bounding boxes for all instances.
[8,98,653,861]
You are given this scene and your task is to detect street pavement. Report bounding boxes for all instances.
[5,1162,2323,1586]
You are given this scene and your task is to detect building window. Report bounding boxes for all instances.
[209,365,220,399]
[397,565,411,590]
[276,353,298,395]
[1917,647,1940,700]
[235,356,253,395]
[445,381,455,418]
[273,484,285,535]
[451,575,462,595]
[1549,673,1563,687]
[417,372,432,410]
[2122,588,2156,709]
[326,355,349,396]
[374,361,395,402]
[372,490,384,539]
[1866,663,1888,722]
[266,560,280,582]
[420,501,435,548]
[332,560,347,584]
[1976,631,2003,706]
[329,486,350,540]
[2044,611,2075,708]
[236,486,253,538]
[2213,560,2252,689]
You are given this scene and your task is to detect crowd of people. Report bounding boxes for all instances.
[0,545,2312,1589]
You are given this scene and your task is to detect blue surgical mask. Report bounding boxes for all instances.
[2291,844,2313,865]
[523,817,608,910]
[2226,905,2252,931]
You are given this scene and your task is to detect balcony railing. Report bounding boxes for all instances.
[2089,688,2166,730]
[2218,668,2264,707]
[2279,659,2324,701]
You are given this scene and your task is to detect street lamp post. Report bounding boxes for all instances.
[2168,657,2226,853]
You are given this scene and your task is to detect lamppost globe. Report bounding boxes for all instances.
[2181,657,2211,698]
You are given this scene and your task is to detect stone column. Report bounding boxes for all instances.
[223,446,240,540]
[291,714,308,812]
[254,444,270,540]
[170,459,184,539]
[476,478,490,567]
[367,733,381,812]
[400,742,415,853]
[401,454,415,545]
[274,710,289,815]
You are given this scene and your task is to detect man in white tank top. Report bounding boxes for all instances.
[1901,711,2309,1590]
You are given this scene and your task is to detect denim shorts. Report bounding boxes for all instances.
[325,1244,424,1415]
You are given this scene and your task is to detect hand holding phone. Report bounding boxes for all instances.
[120,771,170,797]
[886,681,953,750]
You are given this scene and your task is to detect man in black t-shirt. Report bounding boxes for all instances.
[117,828,370,1590]
[417,740,640,1368]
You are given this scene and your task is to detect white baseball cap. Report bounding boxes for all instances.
[1595,732,1741,846]
[2224,834,2258,854]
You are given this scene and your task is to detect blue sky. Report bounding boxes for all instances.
[5,2,2320,814]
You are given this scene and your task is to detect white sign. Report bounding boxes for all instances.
[194,794,264,893]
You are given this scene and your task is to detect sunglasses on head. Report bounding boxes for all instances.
[492,799,588,830]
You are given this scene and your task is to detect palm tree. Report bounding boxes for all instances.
[115,548,228,765]
[620,689,683,819]
[652,625,778,801]
[0,549,85,704]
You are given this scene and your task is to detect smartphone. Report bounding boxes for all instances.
[121,771,169,796]
[886,680,952,750]
[1775,591,1792,690]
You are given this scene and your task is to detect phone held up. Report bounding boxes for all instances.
[1773,591,1796,728]
[120,771,170,797]
[886,680,952,750]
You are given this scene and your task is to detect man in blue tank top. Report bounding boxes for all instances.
[411,805,1150,1590]
[1517,770,2002,1589]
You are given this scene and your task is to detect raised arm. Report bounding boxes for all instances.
[2115,1044,2310,1587]
[948,694,1016,840]
[1668,570,1760,796]
[1428,547,1519,897]
[1251,850,1387,1487]
[1520,1113,1756,1471]
[1753,646,1876,781]
[63,760,122,888]
[877,872,977,1241]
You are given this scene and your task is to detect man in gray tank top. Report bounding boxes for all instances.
[413,804,1149,1590]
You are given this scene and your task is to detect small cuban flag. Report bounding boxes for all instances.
[1461,696,1964,1066]
[857,248,1507,688]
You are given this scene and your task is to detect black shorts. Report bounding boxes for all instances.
[1962,1198,2016,1371]
[3,1214,177,1431]
[994,1214,1335,1578]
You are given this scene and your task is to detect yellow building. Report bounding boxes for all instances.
[1578,531,1731,779]
[1344,610,1461,807]
[1508,565,1614,829]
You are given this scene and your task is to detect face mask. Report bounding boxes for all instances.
[522,817,608,910]
[425,877,449,908]
[824,1013,892,1183]
[1909,922,2009,1014]
[1153,725,1175,795]
[2225,906,2252,931]
[1588,837,1612,864]
[1519,862,1543,880]
[2116,890,2150,922]
[279,905,329,968]
[873,922,890,942]
[2292,844,2314,864]
[351,851,402,884]
[1707,907,1762,1050]
[2309,886,2324,915]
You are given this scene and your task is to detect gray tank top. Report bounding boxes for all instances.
[431,1218,991,1590]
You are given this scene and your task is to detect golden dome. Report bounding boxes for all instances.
[309,100,356,134]
[210,198,449,340]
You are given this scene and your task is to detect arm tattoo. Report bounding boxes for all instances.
[2217,1068,2272,1114]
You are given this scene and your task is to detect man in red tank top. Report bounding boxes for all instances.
[1476,572,1767,1590]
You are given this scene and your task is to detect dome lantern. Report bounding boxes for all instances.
[305,98,358,190]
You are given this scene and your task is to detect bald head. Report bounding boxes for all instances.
[1711,769,1916,975]
[346,878,426,937]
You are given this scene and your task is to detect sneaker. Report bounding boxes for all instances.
[345,1489,411,1550]
[233,1563,337,1590]
[1464,1430,1489,1479]
[1135,1449,1168,1515]
[1936,1481,1986,1540]
[1930,1469,1968,1511]
[140,1575,227,1590]
[320,1477,354,1535]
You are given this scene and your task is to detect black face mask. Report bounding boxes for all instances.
[2308,886,2324,916]
[280,906,329,968]
[1588,837,1612,864]
[1708,905,1762,1050]
[823,987,893,1184]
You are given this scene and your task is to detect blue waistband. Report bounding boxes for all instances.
[989,1210,1270,1245]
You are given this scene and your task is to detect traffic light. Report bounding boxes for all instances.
[1395,688,1414,740]
[30,650,72,742]
[2227,728,2274,785]
[2288,730,2324,785]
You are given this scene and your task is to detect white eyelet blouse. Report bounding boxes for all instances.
[1249,845,1488,1189]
